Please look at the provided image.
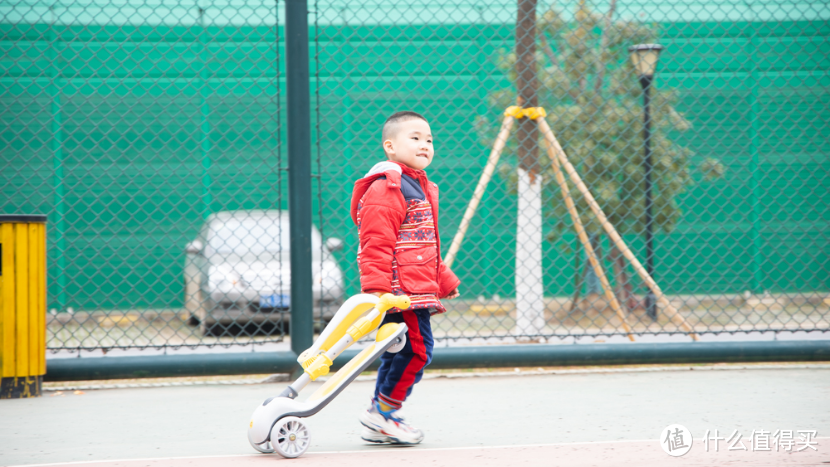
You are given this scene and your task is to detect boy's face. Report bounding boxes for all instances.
[383,118,434,170]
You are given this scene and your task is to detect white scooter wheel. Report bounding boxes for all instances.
[251,441,274,454]
[270,416,311,458]
[387,334,406,353]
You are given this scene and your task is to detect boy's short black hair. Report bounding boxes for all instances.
[382,110,429,142]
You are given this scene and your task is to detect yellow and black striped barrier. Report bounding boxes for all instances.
[0,215,47,399]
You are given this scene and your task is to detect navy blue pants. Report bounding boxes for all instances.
[374,308,434,410]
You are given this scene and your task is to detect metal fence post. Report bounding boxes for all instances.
[198,7,213,222]
[641,74,656,321]
[47,8,66,313]
[285,0,314,356]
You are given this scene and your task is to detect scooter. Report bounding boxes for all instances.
[247,293,411,458]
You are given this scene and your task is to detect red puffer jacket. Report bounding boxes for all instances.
[350,161,460,299]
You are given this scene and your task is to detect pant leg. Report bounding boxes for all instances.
[373,312,404,402]
[376,308,433,409]
[401,309,433,400]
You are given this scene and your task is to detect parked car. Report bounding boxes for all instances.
[184,210,344,336]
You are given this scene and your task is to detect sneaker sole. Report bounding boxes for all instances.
[359,420,423,445]
[361,435,392,444]
[361,426,392,444]
[360,419,385,432]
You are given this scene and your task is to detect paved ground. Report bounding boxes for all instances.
[1,365,829,466]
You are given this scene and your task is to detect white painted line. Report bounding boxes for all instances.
[5,454,262,467]
[308,438,659,455]
[10,438,829,467]
[5,441,657,467]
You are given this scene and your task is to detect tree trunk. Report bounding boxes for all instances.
[608,245,628,314]
[584,233,602,298]
[568,240,584,315]
[516,0,539,173]
[609,243,639,312]
[514,0,544,337]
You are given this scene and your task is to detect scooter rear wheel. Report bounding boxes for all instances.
[386,334,406,353]
[271,416,311,458]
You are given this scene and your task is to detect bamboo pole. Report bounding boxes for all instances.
[537,117,699,341]
[542,131,636,342]
[444,115,515,269]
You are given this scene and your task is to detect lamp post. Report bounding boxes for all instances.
[629,43,663,322]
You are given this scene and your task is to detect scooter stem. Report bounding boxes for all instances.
[287,293,411,394]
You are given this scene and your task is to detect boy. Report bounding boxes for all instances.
[350,111,460,445]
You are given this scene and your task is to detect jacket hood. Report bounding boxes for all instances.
[364,161,401,178]
[350,161,433,225]
[363,160,429,179]
[350,161,404,225]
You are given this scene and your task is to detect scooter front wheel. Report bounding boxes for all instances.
[271,416,311,458]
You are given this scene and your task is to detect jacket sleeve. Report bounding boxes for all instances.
[437,260,461,298]
[358,182,405,293]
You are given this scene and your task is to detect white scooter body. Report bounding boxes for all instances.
[248,293,409,458]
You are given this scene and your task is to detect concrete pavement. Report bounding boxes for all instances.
[1,365,829,466]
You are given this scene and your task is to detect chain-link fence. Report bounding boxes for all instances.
[2,0,828,353]
[2,0,289,351]
[314,0,829,344]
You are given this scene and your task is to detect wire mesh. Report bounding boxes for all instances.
[312,0,830,344]
[2,0,295,351]
[1,0,828,352]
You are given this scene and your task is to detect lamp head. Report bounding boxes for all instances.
[628,43,663,78]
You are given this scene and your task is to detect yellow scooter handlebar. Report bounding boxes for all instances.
[344,294,411,344]
[376,293,411,312]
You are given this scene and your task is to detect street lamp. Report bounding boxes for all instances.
[629,43,663,322]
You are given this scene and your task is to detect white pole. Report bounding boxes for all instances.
[514,167,545,337]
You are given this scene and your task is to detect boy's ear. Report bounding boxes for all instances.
[382,139,394,157]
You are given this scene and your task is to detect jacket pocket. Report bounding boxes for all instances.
[396,247,439,294]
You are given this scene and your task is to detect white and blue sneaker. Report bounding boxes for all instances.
[360,427,392,444]
[359,399,424,445]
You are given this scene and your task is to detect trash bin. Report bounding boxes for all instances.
[0,215,47,399]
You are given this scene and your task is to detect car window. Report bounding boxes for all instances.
[206,216,321,254]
